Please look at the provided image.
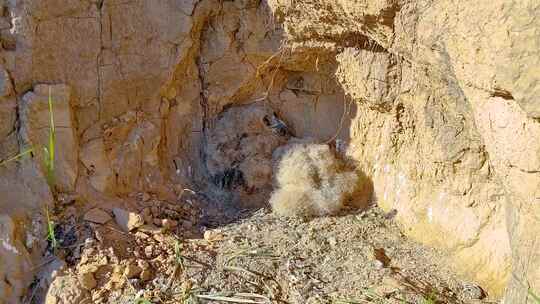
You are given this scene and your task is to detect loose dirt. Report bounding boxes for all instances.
[35,195,495,304]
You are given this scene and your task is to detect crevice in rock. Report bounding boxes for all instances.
[491,88,514,100]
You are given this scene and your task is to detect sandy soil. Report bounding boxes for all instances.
[33,194,497,304]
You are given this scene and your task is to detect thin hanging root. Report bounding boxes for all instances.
[325,95,352,145]
[253,46,288,103]
[255,46,286,79]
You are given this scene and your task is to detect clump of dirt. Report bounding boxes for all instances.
[39,201,493,304]
[270,141,370,217]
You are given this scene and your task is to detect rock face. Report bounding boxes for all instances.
[0,0,538,302]
[0,215,33,303]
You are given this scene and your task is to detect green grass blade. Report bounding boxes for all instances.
[0,148,34,166]
[45,206,57,250]
[46,86,56,186]
[48,86,55,134]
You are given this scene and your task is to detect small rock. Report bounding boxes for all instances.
[374,260,385,270]
[375,276,402,295]
[153,233,166,243]
[84,208,112,224]
[112,208,144,232]
[144,245,154,258]
[141,208,152,224]
[45,274,90,304]
[79,265,99,274]
[204,229,223,242]
[461,283,486,300]
[134,232,149,239]
[138,224,162,234]
[96,255,108,266]
[161,219,177,229]
[113,265,125,274]
[124,264,142,279]
[78,272,97,290]
[142,192,151,202]
[137,260,150,270]
[140,269,152,281]
[153,218,162,226]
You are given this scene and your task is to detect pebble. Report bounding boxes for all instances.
[141,208,153,224]
[137,260,150,270]
[84,208,112,224]
[134,232,149,239]
[138,224,162,235]
[142,192,151,202]
[112,208,144,232]
[124,264,142,279]
[153,233,166,243]
[140,269,152,281]
[144,245,154,258]
[373,260,385,270]
[78,272,97,290]
[461,283,486,300]
[113,265,125,274]
[161,219,177,229]
[204,229,223,242]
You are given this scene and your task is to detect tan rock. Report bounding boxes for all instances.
[161,219,178,229]
[138,224,162,235]
[141,208,153,224]
[83,208,112,224]
[124,264,142,279]
[78,272,97,290]
[137,260,150,270]
[45,274,91,304]
[204,229,224,242]
[140,269,153,281]
[144,245,154,258]
[142,192,151,202]
[112,208,144,232]
[150,206,159,217]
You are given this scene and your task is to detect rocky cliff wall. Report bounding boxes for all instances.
[0,0,538,302]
